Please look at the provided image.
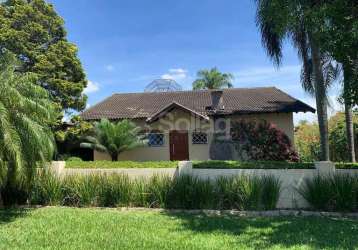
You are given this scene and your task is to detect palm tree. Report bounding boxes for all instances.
[255,0,331,161]
[192,68,234,90]
[80,119,146,161]
[0,51,56,204]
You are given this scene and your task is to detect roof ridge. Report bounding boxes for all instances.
[111,86,277,96]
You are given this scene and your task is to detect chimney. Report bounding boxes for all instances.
[210,90,224,111]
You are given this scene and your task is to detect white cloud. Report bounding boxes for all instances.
[84,80,99,94]
[161,68,188,81]
[105,65,115,72]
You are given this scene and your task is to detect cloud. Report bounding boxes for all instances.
[84,80,100,94]
[105,65,115,72]
[161,68,188,81]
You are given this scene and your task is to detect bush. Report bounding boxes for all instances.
[231,120,299,162]
[193,160,314,169]
[335,162,358,169]
[299,174,358,212]
[65,161,178,169]
[66,157,83,162]
[29,172,282,210]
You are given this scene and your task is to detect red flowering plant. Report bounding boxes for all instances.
[231,120,299,162]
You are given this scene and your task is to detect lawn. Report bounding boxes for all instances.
[65,160,178,169]
[1,208,358,249]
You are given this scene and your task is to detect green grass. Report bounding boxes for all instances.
[65,160,178,169]
[1,207,358,249]
[193,160,315,169]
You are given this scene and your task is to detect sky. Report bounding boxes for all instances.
[49,0,342,124]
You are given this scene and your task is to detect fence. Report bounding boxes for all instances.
[50,161,356,209]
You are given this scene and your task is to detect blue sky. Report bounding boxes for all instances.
[49,0,341,123]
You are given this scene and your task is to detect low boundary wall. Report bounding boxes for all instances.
[50,161,356,209]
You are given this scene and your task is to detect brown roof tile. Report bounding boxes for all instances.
[81,87,315,120]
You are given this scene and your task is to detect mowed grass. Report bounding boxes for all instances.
[1,207,358,250]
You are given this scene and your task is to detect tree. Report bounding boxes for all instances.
[0,51,56,204]
[0,0,87,112]
[310,0,357,162]
[295,112,358,162]
[192,68,234,90]
[254,0,331,160]
[80,119,146,161]
[55,115,94,160]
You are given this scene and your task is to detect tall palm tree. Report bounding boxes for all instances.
[192,68,234,90]
[80,119,146,161]
[255,0,331,161]
[0,51,56,204]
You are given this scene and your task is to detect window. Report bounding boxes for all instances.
[148,133,164,147]
[192,132,208,144]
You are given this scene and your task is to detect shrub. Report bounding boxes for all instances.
[66,157,83,162]
[299,174,358,212]
[193,160,314,169]
[335,163,358,169]
[231,120,299,162]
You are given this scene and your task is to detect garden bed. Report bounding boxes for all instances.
[192,160,315,169]
[65,160,178,169]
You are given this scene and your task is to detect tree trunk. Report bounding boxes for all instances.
[111,154,117,161]
[309,35,330,161]
[344,102,356,162]
[343,63,356,162]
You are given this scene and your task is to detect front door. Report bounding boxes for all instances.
[169,130,189,161]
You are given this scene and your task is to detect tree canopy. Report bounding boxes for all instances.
[192,68,234,90]
[0,0,87,112]
[0,50,56,191]
[80,119,146,161]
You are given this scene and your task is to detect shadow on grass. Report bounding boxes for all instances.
[163,212,358,249]
[0,208,32,225]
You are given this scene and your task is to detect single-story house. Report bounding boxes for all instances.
[81,87,315,161]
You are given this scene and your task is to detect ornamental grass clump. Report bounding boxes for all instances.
[31,170,62,206]
[299,174,358,212]
[98,174,133,207]
[166,175,214,209]
[261,175,282,210]
[213,175,281,210]
[28,172,282,210]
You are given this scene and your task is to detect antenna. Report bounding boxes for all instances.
[144,79,183,92]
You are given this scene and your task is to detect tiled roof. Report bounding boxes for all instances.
[81,87,315,120]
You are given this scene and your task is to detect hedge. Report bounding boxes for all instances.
[192,160,315,169]
[335,162,358,169]
[65,161,178,169]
